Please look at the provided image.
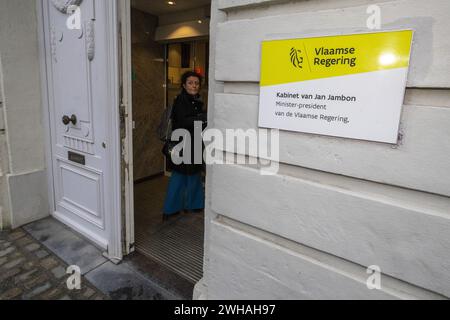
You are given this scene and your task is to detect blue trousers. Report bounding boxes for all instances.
[163,171,205,215]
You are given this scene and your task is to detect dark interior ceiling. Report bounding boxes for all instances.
[131,0,211,16]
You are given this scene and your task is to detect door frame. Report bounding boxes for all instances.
[118,3,213,258]
[118,0,135,255]
[36,0,124,262]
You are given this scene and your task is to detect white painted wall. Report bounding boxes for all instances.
[197,0,450,299]
[0,0,49,229]
[0,57,11,230]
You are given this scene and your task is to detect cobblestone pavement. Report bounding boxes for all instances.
[0,228,108,300]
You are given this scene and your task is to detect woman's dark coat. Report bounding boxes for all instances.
[167,89,207,175]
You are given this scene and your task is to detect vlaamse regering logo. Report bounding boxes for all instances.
[290,47,304,68]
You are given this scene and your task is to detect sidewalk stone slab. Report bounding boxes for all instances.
[85,261,176,300]
[35,250,49,259]
[0,247,16,258]
[40,257,59,269]
[23,218,107,274]
[23,282,52,299]
[3,258,25,269]
[23,273,49,290]
[22,261,37,271]
[16,269,40,283]
[9,251,22,259]
[0,225,107,300]
[0,287,23,300]
[51,266,66,279]
[40,287,63,300]
[8,230,26,241]
[3,217,183,300]
[1,241,12,248]
[83,287,95,298]
[25,243,40,252]
[0,268,21,282]
[15,237,34,247]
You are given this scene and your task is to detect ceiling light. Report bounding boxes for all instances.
[198,20,203,24]
[167,1,175,5]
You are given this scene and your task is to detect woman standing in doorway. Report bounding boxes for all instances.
[162,71,207,220]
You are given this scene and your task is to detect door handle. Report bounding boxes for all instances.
[62,114,77,125]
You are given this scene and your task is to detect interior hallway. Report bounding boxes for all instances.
[134,175,205,284]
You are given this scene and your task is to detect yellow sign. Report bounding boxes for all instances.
[258,30,414,143]
[260,30,413,86]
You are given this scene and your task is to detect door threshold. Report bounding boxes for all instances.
[102,251,122,265]
[123,251,195,300]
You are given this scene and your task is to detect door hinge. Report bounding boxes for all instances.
[119,103,127,122]
[119,103,128,139]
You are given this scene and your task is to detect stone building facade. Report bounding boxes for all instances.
[0,0,49,230]
[196,0,450,299]
[1,0,449,299]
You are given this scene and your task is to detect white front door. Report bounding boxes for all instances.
[40,0,122,259]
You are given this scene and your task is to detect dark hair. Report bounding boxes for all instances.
[181,71,202,88]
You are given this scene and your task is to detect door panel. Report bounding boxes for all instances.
[57,158,104,229]
[42,0,117,250]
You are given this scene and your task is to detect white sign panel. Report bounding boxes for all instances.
[258,30,414,143]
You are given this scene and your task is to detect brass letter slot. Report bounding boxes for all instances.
[68,151,86,165]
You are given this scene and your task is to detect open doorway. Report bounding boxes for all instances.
[127,0,211,289]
